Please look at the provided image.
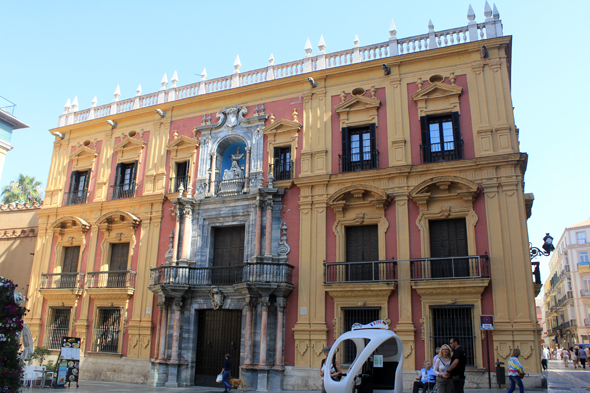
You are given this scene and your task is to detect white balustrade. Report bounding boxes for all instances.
[62,5,501,126]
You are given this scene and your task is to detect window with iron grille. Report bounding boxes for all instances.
[112,161,137,199]
[66,170,90,205]
[44,308,71,350]
[174,161,189,192]
[340,125,378,172]
[94,308,121,353]
[272,146,292,180]
[342,308,380,364]
[430,306,475,366]
[420,113,463,163]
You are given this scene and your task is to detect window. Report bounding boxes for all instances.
[420,113,463,163]
[342,308,380,363]
[108,243,130,288]
[60,246,80,288]
[430,306,475,366]
[212,226,245,284]
[581,252,590,264]
[272,147,292,180]
[583,276,590,295]
[346,225,379,281]
[578,232,587,244]
[340,125,378,172]
[112,161,137,199]
[66,170,90,205]
[94,308,121,353]
[429,218,469,278]
[44,308,71,350]
[173,161,189,192]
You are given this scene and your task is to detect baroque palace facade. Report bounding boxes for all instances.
[25,3,543,390]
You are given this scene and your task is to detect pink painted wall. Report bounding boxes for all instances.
[407,75,474,165]
[108,132,150,199]
[166,117,202,193]
[330,88,388,174]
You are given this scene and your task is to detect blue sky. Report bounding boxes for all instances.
[1,0,588,287]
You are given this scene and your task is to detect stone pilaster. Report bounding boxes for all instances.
[264,199,273,256]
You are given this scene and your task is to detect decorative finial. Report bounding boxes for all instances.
[370,86,376,99]
[186,182,193,199]
[178,182,184,196]
[71,96,79,111]
[64,98,71,113]
[389,20,397,37]
[484,0,492,19]
[113,85,121,102]
[174,130,178,139]
[160,73,168,91]
[449,72,456,86]
[136,84,142,96]
[354,35,359,47]
[233,55,242,74]
[467,4,476,22]
[492,3,500,20]
[270,113,275,123]
[269,53,275,65]
[428,20,434,32]
[417,77,423,90]
[304,38,312,57]
[340,91,346,102]
[91,97,97,107]
[201,68,207,81]
[171,71,179,87]
[318,35,326,54]
[292,108,298,122]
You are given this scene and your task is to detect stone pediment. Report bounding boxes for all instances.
[69,145,98,170]
[409,176,479,211]
[335,94,381,128]
[262,118,301,135]
[114,136,145,161]
[166,135,200,151]
[411,82,463,118]
[50,215,91,234]
[328,184,391,215]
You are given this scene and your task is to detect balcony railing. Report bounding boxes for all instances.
[169,176,190,193]
[410,255,489,280]
[581,290,590,297]
[270,161,293,181]
[420,139,464,163]
[40,272,85,289]
[200,178,249,198]
[63,190,88,206]
[338,150,379,172]
[324,260,396,283]
[86,270,136,289]
[149,262,294,287]
[109,183,136,200]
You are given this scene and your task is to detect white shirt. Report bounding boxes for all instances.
[433,357,451,377]
[541,348,549,360]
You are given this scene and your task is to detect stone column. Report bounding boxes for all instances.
[154,301,165,359]
[181,205,192,260]
[208,153,216,194]
[172,207,180,262]
[158,302,169,361]
[243,146,252,192]
[169,300,183,362]
[264,199,273,256]
[255,201,263,256]
[273,298,286,369]
[243,298,255,367]
[258,297,270,367]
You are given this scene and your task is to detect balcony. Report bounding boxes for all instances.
[169,176,189,193]
[338,150,379,173]
[63,190,88,206]
[86,270,136,289]
[149,262,294,288]
[420,140,464,163]
[581,290,590,297]
[269,161,293,181]
[324,260,396,283]
[410,255,489,280]
[40,272,85,289]
[583,319,590,327]
[109,183,136,200]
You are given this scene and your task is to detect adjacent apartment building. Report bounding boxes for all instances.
[25,3,544,389]
[542,219,590,349]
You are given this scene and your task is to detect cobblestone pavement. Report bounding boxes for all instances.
[20,359,590,393]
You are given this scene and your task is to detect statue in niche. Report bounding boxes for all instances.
[222,147,245,181]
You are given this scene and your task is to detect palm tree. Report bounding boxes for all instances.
[1,174,43,204]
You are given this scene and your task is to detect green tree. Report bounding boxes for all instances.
[1,174,43,205]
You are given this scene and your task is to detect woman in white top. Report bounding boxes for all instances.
[562,348,569,367]
[433,344,453,393]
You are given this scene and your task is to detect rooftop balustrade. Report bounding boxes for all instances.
[57,3,503,127]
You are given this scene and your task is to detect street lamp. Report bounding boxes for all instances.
[530,233,555,260]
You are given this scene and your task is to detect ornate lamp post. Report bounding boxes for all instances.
[530,233,555,284]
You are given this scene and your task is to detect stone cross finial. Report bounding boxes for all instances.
[233,55,242,74]
[354,35,360,47]
[269,53,275,65]
[171,71,179,87]
[91,97,97,107]
[467,4,476,22]
[304,38,312,57]
[113,85,121,102]
[201,68,207,81]
[136,84,142,96]
[389,20,397,37]
[318,35,326,54]
[160,74,168,91]
[484,0,492,19]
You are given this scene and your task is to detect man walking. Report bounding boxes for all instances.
[541,346,549,371]
[446,338,466,393]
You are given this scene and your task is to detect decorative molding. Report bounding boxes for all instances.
[411,81,463,119]
[209,286,224,310]
[69,145,98,171]
[113,135,146,163]
[411,279,489,298]
[0,201,40,211]
[334,92,381,129]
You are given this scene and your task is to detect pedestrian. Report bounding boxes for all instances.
[433,347,441,369]
[447,337,467,393]
[413,360,436,393]
[541,346,549,371]
[433,344,453,393]
[562,347,569,367]
[507,348,525,393]
[585,346,590,362]
[320,346,342,393]
[220,353,231,393]
[571,347,578,369]
[579,346,587,369]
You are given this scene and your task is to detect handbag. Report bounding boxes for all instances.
[518,372,525,379]
[216,374,223,383]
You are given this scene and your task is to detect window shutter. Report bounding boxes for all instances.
[274,147,280,164]
[342,127,350,156]
[420,116,429,145]
[184,161,190,178]
[369,123,377,168]
[113,163,122,186]
[451,112,462,159]
[131,160,139,185]
[68,171,76,194]
[84,169,92,191]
